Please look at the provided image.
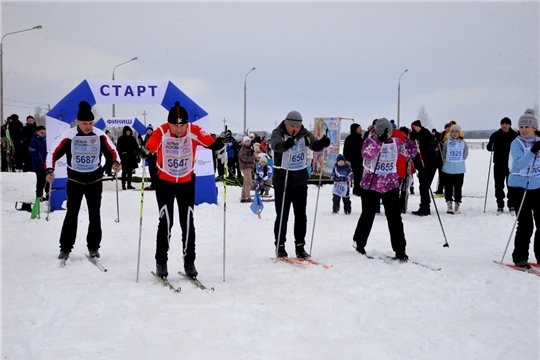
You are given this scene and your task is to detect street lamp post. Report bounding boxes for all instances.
[112,57,138,117]
[397,69,408,128]
[0,25,43,124]
[243,67,256,135]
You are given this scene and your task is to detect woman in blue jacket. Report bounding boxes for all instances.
[508,109,540,268]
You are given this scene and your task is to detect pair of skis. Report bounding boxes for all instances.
[271,257,334,269]
[362,253,442,271]
[151,271,213,292]
[493,261,540,276]
[59,254,108,272]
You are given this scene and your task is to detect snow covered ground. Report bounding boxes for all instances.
[2,141,539,359]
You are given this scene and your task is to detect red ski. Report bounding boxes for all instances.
[493,261,540,276]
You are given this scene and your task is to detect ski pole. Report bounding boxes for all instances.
[222,128,229,282]
[483,151,493,213]
[45,186,52,221]
[136,163,147,283]
[498,153,538,265]
[309,130,328,256]
[114,171,120,223]
[416,141,450,247]
[275,130,295,262]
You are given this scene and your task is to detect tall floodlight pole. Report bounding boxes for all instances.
[112,57,138,117]
[243,67,256,135]
[397,69,408,128]
[0,25,43,124]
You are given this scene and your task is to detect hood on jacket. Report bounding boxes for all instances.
[122,126,133,136]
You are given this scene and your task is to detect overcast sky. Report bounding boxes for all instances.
[1,1,538,134]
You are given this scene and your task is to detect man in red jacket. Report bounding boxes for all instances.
[146,101,231,279]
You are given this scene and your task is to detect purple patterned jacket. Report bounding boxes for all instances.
[360,132,418,194]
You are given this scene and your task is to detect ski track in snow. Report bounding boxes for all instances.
[2,142,539,359]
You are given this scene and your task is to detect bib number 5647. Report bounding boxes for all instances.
[167,158,186,168]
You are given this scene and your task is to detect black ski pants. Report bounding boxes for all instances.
[417,162,437,212]
[154,177,196,265]
[493,162,514,209]
[59,180,103,253]
[443,173,464,203]
[353,187,407,253]
[332,193,351,213]
[34,167,50,198]
[273,184,308,248]
[511,187,540,264]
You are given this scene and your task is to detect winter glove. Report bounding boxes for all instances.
[284,136,296,150]
[319,135,331,148]
[45,168,55,183]
[531,141,540,154]
[219,129,232,143]
[378,128,389,143]
[140,146,150,159]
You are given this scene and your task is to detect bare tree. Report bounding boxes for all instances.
[33,106,46,127]
[416,105,433,130]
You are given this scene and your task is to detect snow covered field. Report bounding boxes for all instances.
[2,142,539,359]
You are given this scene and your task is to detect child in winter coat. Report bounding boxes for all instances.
[28,126,49,201]
[331,154,353,214]
[508,108,540,269]
[256,154,273,196]
[441,124,469,214]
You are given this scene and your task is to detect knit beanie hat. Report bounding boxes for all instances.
[518,109,538,129]
[500,117,512,125]
[374,118,392,135]
[258,153,268,163]
[168,101,189,124]
[411,120,422,128]
[450,124,462,133]
[337,154,346,162]
[243,136,251,143]
[284,111,303,126]
[77,101,94,121]
[399,126,410,135]
[147,124,153,130]
[36,125,46,132]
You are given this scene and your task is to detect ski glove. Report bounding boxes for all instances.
[219,130,232,143]
[378,128,389,143]
[531,141,540,154]
[319,135,331,148]
[284,136,296,150]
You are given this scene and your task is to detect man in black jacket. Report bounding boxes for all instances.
[270,111,330,259]
[486,117,518,214]
[343,123,364,196]
[410,120,438,216]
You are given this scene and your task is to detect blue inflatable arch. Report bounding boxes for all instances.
[46,80,217,210]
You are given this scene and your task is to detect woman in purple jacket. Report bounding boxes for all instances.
[352,118,418,261]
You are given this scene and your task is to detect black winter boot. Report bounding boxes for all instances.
[184,262,198,279]
[276,244,288,258]
[156,263,168,278]
[395,251,409,262]
[295,244,310,259]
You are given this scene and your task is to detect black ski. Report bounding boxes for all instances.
[381,254,441,271]
[151,271,181,292]
[178,271,214,291]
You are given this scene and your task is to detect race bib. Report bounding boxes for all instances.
[332,181,348,197]
[366,141,398,175]
[518,148,540,179]
[447,141,464,162]
[71,135,100,172]
[281,136,307,171]
[162,136,193,178]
